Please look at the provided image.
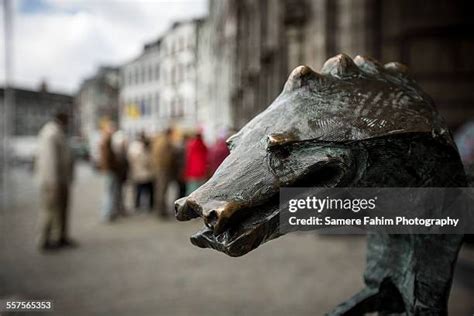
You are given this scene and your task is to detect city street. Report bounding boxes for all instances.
[1,163,473,315]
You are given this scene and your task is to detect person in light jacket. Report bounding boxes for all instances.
[128,133,155,212]
[36,112,75,251]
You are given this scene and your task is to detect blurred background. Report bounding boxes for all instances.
[1,0,474,315]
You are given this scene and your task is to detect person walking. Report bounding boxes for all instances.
[151,128,176,218]
[36,112,75,251]
[184,131,208,195]
[111,130,129,216]
[99,123,121,222]
[174,133,189,199]
[128,133,154,212]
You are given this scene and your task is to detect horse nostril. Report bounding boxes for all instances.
[174,197,186,215]
[204,210,219,229]
[174,197,199,221]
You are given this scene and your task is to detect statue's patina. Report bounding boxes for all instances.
[175,54,467,315]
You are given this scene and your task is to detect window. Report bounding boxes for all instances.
[187,63,193,75]
[154,93,159,117]
[122,72,126,86]
[155,64,160,81]
[188,34,192,48]
[149,95,153,115]
[140,99,146,116]
[178,98,184,117]
[177,64,182,81]
[170,97,183,117]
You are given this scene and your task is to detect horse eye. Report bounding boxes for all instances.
[226,141,234,151]
[226,134,239,151]
[267,145,291,159]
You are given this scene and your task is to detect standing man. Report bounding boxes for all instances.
[111,130,129,216]
[36,112,75,251]
[152,128,176,218]
[99,122,120,222]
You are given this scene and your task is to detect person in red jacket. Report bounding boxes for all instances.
[184,132,208,195]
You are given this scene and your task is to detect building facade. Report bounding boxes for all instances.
[0,85,74,136]
[160,19,202,132]
[120,41,161,138]
[120,19,202,138]
[196,1,236,143]
[203,0,474,131]
[76,66,119,147]
[0,85,74,161]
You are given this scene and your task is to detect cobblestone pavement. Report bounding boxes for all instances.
[1,163,473,315]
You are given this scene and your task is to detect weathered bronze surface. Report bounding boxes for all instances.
[175,54,467,315]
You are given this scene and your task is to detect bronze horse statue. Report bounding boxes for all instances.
[175,54,467,315]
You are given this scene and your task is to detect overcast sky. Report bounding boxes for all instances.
[0,0,208,94]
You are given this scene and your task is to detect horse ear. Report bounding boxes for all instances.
[354,55,384,75]
[384,62,409,75]
[266,132,300,148]
[321,54,360,78]
[284,65,322,91]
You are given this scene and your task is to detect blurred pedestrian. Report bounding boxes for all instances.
[112,130,129,216]
[174,133,189,199]
[184,131,208,195]
[209,128,231,175]
[128,133,154,212]
[152,128,176,218]
[36,112,75,251]
[99,122,122,222]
